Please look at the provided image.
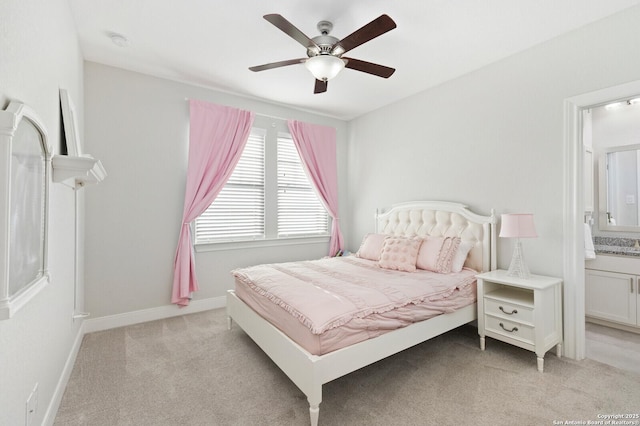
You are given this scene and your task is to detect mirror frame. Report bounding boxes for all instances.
[598,143,640,232]
[0,101,51,319]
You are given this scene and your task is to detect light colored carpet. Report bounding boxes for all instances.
[54,309,640,426]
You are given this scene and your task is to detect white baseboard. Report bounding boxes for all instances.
[43,321,85,426]
[83,296,226,334]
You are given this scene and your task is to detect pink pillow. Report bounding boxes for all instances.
[416,236,461,273]
[378,237,422,272]
[356,233,388,261]
[416,237,444,272]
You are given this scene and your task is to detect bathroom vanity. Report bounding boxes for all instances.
[585,241,640,332]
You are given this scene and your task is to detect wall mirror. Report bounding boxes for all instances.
[0,101,51,319]
[599,144,640,232]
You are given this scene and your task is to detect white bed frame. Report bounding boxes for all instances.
[227,201,496,426]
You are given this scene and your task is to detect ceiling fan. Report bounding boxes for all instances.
[249,14,397,94]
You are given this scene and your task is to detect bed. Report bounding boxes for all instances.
[226,201,496,425]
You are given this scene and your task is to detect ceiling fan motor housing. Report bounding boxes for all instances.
[308,21,340,57]
[308,37,340,56]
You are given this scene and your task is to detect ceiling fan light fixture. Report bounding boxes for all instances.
[305,55,346,81]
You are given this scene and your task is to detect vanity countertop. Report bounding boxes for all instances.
[593,236,640,257]
[594,245,640,257]
[586,250,640,274]
[593,237,640,257]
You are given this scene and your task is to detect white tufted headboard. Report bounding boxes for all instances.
[375,201,497,273]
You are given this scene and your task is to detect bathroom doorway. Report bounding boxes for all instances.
[582,97,640,374]
[563,79,640,363]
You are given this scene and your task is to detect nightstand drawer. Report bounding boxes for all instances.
[485,315,534,344]
[484,297,534,324]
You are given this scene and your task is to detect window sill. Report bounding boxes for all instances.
[195,235,330,253]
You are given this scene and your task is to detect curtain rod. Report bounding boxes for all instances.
[255,112,291,122]
[184,98,291,123]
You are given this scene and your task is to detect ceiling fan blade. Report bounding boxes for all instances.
[264,14,320,55]
[343,57,395,78]
[332,14,396,55]
[249,58,306,72]
[314,79,328,94]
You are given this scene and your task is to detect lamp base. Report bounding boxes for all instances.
[507,239,531,279]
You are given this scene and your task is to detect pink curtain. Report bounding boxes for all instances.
[172,100,255,306]
[287,120,344,256]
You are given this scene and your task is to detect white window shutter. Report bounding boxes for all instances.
[277,133,328,237]
[194,130,265,243]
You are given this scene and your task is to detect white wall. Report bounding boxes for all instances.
[347,5,640,281]
[83,63,349,318]
[0,1,85,425]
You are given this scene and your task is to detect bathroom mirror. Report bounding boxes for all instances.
[599,144,640,232]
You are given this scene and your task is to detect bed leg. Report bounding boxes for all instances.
[227,316,233,330]
[309,403,320,426]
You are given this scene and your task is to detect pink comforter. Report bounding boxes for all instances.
[232,256,477,335]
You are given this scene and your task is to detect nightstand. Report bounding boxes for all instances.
[476,270,563,372]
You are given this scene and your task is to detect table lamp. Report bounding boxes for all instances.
[499,213,537,279]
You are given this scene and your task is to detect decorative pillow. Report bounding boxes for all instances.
[451,240,474,273]
[416,236,461,273]
[416,237,444,272]
[356,233,388,261]
[378,236,422,272]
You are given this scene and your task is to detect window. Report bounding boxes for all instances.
[194,117,328,246]
[277,133,328,237]
[195,129,265,243]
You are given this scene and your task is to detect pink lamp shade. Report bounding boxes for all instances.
[499,214,537,238]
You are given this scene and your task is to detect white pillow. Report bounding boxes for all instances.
[451,240,474,272]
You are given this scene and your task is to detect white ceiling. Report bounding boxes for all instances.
[69,0,640,120]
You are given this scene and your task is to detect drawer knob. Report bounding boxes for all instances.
[499,306,518,315]
[499,322,518,333]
